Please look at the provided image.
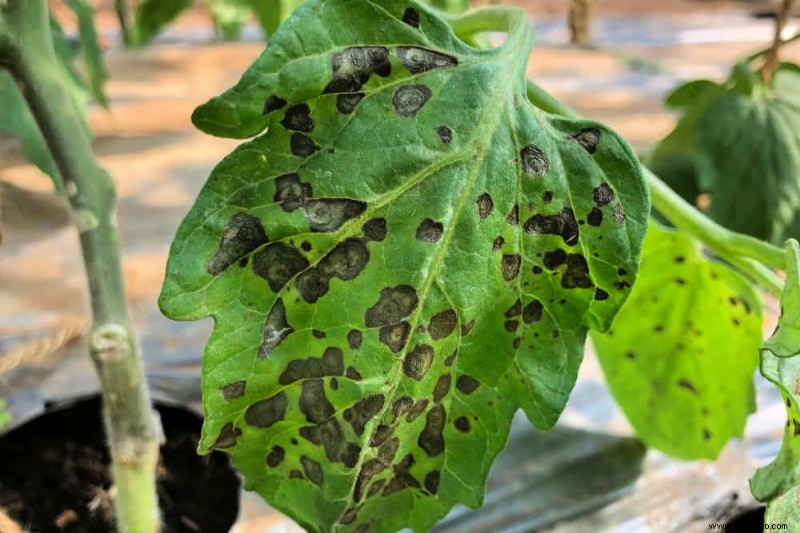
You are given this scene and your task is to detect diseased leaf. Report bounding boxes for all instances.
[65,0,109,107]
[593,223,761,459]
[765,485,800,529]
[696,64,800,244]
[751,240,800,514]
[159,2,648,531]
[131,0,193,47]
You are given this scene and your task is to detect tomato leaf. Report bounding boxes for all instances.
[131,0,193,47]
[159,2,648,531]
[593,223,761,459]
[751,240,800,518]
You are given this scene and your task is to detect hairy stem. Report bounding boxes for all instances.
[760,0,797,84]
[0,1,161,532]
[524,79,786,282]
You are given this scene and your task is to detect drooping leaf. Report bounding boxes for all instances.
[695,64,800,244]
[131,0,193,47]
[159,2,648,531]
[592,223,762,460]
[64,0,109,107]
[751,240,800,515]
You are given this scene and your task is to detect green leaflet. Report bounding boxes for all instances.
[159,2,648,531]
[131,0,193,47]
[205,0,251,40]
[593,224,761,460]
[751,240,800,516]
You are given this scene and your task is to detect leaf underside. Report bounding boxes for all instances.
[751,240,800,524]
[593,224,761,460]
[159,1,648,531]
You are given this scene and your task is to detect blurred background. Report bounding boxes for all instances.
[1,0,799,531]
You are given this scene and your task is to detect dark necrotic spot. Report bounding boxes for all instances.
[295,268,330,304]
[279,347,344,385]
[504,320,519,332]
[393,84,432,118]
[355,458,386,501]
[403,344,434,381]
[347,329,363,349]
[318,238,369,280]
[263,94,287,114]
[207,212,268,275]
[433,374,451,403]
[416,218,443,243]
[543,249,567,270]
[380,322,412,353]
[397,46,458,74]
[281,104,314,132]
[587,207,603,227]
[507,205,519,226]
[289,469,304,480]
[543,191,553,204]
[312,329,326,339]
[301,241,312,252]
[290,133,319,157]
[324,47,391,94]
[378,437,400,463]
[418,405,446,457]
[613,204,626,223]
[363,218,387,241]
[424,471,440,494]
[703,428,712,440]
[301,456,324,487]
[304,199,367,232]
[339,506,359,525]
[520,145,549,177]
[513,337,521,349]
[593,183,615,207]
[454,416,471,432]
[253,243,310,292]
[570,127,601,154]
[402,7,420,27]
[368,479,386,498]
[456,375,480,395]
[300,379,335,424]
[346,366,363,381]
[370,425,393,447]
[678,379,698,394]
[615,280,631,290]
[211,422,241,449]
[461,320,475,336]
[366,285,419,327]
[344,394,385,436]
[501,254,522,281]
[406,399,429,423]
[312,418,348,463]
[493,236,505,252]
[245,391,288,428]
[594,288,609,301]
[219,380,246,401]
[532,265,543,274]
[429,309,457,340]
[336,92,366,114]
[436,126,452,144]
[273,173,312,212]
[330,377,339,390]
[392,397,414,420]
[523,207,580,246]
[505,300,522,318]
[562,254,593,289]
[341,443,361,468]
[259,298,293,359]
[266,446,285,467]
[476,193,494,219]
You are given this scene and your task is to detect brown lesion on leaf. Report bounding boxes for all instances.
[492,236,505,252]
[379,322,412,353]
[428,309,457,340]
[290,133,319,157]
[244,391,288,428]
[397,46,458,74]
[273,173,312,212]
[406,399,429,423]
[454,416,471,432]
[418,405,446,457]
[210,422,241,449]
[569,127,602,154]
[677,378,699,395]
[300,456,325,487]
[520,145,549,176]
[304,199,366,232]
[347,329,363,349]
[436,125,452,144]
[258,299,294,359]
[207,212,268,276]
[505,299,522,318]
[323,47,391,94]
[456,374,480,395]
[501,254,522,281]
[263,94,287,115]
[266,445,285,467]
[401,7,420,28]
[363,218,387,242]
[415,218,444,243]
[393,85,432,118]
[403,344,434,381]
[562,254,593,289]
[253,243,310,292]
[382,453,421,496]
[281,104,314,132]
[460,320,476,336]
[279,347,344,385]
[506,204,519,226]
[295,237,370,303]
[219,380,247,401]
[344,394,386,436]
[433,374,451,403]
[523,207,580,246]
[476,192,494,219]
[424,471,440,494]
[522,300,543,323]
[299,379,335,424]
[337,93,366,114]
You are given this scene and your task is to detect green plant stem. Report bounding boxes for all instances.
[0,1,161,532]
[747,31,800,63]
[524,79,787,284]
[114,0,132,48]
[760,0,797,84]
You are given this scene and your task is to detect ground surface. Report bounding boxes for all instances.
[2,1,800,531]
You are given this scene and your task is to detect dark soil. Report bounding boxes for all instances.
[0,397,240,533]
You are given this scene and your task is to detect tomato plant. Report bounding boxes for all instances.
[3,0,800,531]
